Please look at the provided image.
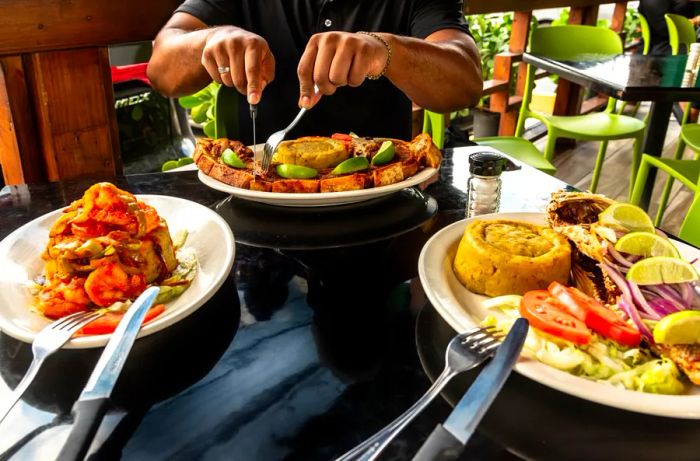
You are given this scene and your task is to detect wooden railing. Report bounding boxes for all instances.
[464,1,630,136]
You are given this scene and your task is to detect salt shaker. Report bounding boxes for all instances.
[466,152,505,218]
[682,43,700,87]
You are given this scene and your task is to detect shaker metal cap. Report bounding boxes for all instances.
[468,152,506,176]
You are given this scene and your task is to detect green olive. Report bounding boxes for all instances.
[276,163,319,179]
[331,156,370,175]
[371,141,395,166]
[221,148,246,168]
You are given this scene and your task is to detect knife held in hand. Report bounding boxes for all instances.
[412,318,529,461]
[56,286,160,461]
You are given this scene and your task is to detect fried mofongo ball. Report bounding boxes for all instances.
[453,219,571,297]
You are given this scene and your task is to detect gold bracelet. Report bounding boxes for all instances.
[358,31,392,80]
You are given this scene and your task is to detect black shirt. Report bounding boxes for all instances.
[639,0,697,55]
[174,0,471,144]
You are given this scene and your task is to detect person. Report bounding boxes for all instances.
[147,1,483,144]
[639,0,700,55]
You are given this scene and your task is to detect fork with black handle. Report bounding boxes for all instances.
[335,326,503,461]
[0,310,102,426]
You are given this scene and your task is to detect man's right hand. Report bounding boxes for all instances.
[202,26,276,104]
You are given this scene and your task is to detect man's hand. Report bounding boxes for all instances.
[202,26,276,104]
[297,32,389,109]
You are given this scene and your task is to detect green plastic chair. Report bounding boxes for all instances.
[639,13,652,55]
[473,136,557,175]
[422,109,445,149]
[679,193,700,247]
[421,110,558,174]
[665,13,697,55]
[629,153,700,225]
[515,25,646,194]
[642,14,700,225]
[617,13,651,117]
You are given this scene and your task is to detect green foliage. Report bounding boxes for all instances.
[551,8,569,26]
[623,8,642,43]
[466,13,514,81]
[178,82,220,138]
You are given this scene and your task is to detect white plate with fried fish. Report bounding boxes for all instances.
[419,211,700,419]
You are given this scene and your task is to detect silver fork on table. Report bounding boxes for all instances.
[259,85,319,173]
[336,325,504,461]
[0,310,102,425]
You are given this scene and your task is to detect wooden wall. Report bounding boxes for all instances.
[0,0,180,185]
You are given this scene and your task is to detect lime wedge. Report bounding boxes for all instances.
[371,141,396,166]
[599,203,655,233]
[626,256,699,285]
[653,311,700,344]
[614,232,680,258]
[161,160,179,172]
[331,156,369,175]
[221,148,246,168]
[177,157,194,167]
[276,163,318,179]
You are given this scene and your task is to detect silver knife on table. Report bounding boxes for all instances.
[56,286,160,461]
[412,318,529,461]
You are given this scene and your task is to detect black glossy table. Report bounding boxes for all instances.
[523,53,700,209]
[0,148,696,461]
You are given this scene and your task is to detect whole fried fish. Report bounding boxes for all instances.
[546,190,700,386]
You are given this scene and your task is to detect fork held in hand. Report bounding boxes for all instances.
[0,310,102,426]
[260,85,319,173]
[336,326,503,461]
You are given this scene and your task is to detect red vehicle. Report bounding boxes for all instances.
[110,49,195,174]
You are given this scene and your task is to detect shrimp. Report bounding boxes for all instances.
[84,262,146,307]
[37,278,91,319]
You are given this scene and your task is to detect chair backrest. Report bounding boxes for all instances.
[639,13,651,55]
[422,110,445,149]
[515,25,623,137]
[679,193,700,247]
[665,13,696,55]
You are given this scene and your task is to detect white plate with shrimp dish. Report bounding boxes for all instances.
[0,183,235,348]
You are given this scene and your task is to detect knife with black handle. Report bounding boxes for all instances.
[56,286,160,461]
[412,318,528,461]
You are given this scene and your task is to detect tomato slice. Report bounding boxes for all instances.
[331,133,353,141]
[548,282,641,347]
[77,304,165,336]
[520,290,592,345]
[548,282,588,320]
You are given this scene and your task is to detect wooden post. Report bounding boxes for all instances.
[0,57,45,185]
[25,48,122,181]
[490,11,532,136]
[611,3,628,33]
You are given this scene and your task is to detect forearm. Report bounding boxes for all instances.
[148,27,214,97]
[380,32,483,113]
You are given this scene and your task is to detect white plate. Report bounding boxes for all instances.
[197,167,438,207]
[418,211,700,419]
[0,195,235,349]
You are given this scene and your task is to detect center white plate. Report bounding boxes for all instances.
[418,211,700,419]
[197,167,438,207]
[0,195,235,348]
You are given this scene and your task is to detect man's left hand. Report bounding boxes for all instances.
[297,32,389,109]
